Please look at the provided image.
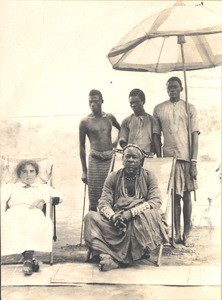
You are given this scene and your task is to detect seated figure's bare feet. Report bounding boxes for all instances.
[99,254,119,272]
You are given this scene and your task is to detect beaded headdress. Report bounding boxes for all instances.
[122,144,144,158]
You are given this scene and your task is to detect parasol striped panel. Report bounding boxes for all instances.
[108,4,222,73]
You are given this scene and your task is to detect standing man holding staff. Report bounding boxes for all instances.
[79,89,120,211]
[153,77,200,247]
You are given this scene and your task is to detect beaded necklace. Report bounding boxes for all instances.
[122,172,140,198]
[124,174,137,181]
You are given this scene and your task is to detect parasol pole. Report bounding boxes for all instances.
[178,35,197,202]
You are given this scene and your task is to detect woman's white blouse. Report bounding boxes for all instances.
[1,180,62,208]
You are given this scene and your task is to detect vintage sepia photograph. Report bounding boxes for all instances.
[1,1,221,299]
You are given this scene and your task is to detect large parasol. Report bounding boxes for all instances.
[108,2,222,109]
[108,2,222,74]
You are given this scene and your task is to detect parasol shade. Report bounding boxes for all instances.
[108,4,222,72]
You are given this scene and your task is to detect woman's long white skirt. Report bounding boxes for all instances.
[1,205,53,256]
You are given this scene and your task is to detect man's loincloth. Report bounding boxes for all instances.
[174,160,198,197]
[87,149,113,210]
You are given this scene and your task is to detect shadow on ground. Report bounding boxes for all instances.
[2,226,220,267]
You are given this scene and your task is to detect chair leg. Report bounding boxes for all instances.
[50,251,53,265]
[156,244,163,267]
[85,249,92,262]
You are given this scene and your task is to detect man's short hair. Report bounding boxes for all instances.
[129,89,145,104]
[89,89,103,100]
[167,77,183,88]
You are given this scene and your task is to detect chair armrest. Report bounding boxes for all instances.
[51,197,60,206]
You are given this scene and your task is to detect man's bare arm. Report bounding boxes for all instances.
[79,121,88,184]
[191,131,199,160]
[153,133,162,157]
[109,114,121,148]
[112,115,121,131]
[189,131,199,180]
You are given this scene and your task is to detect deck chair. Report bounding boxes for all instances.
[110,150,176,266]
[0,156,60,265]
[143,156,176,266]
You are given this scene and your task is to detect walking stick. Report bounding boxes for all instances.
[80,183,87,245]
[108,149,117,174]
[53,203,57,242]
[52,197,59,242]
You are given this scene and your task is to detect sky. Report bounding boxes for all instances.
[0,0,221,119]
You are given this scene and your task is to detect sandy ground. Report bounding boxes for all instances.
[2,224,220,267]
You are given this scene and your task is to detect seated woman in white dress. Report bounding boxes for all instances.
[1,159,62,276]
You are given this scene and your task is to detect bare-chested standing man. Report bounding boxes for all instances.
[79,89,120,211]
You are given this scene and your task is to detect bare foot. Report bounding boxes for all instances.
[175,236,183,244]
[183,235,195,247]
[170,236,183,244]
[99,254,119,271]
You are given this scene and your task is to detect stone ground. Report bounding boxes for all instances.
[2,285,221,300]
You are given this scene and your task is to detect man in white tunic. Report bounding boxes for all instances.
[153,77,200,247]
